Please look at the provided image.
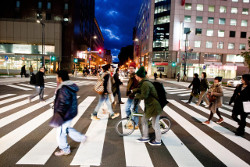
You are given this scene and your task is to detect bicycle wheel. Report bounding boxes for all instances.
[159,116,171,134]
[115,118,135,136]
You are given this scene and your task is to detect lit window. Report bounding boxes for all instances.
[154,15,170,25]
[196,16,203,23]
[241,20,248,26]
[228,43,235,49]
[194,41,201,48]
[242,8,249,15]
[195,28,202,35]
[206,29,213,36]
[206,41,213,48]
[217,42,224,49]
[155,5,167,14]
[243,0,249,3]
[16,1,20,8]
[208,17,214,24]
[218,30,225,37]
[232,0,238,2]
[208,5,215,12]
[227,55,245,62]
[38,2,42,9]
[197,4,203,11]
[219,18,226,25]
[65,3,68,10]
[231,8,238,14]
[184,15,191,22]
[220,6,227,13]
[240,44,246,50]
[47,2,51,9]
[230,19,237,26]
[185,3,192,10]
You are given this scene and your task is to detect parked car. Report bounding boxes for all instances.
[227,76,242,87]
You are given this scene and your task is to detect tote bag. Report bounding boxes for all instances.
[243,101,250,113]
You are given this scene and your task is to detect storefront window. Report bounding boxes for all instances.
[187,52,200,60]
[204,54,221,61]
[226,55,245,62]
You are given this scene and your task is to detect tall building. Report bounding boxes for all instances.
[0,0,104,74]
[134,0,250,79]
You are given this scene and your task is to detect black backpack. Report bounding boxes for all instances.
[30,73,36,85]
[147,81,169,109]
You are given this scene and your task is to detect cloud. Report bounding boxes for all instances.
[107,10,118,16]
[101,27,120,40]
[111,48,120,56]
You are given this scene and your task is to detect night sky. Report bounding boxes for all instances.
[95,0,142,62]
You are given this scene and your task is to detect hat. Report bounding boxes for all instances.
[129,62,136,69]
[135,66,146,78]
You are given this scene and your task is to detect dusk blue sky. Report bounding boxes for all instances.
[95,0,142,62]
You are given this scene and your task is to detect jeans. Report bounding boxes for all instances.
[93,94,114,116]
[113,86,122,102]
[56,120,85,153]
[141,114,161,142]
[125,98,139,125]
[30,86,44,100]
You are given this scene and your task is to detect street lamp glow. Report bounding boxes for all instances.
[93,35,97,39]
[100,58,102,61]
[134,38,139,42]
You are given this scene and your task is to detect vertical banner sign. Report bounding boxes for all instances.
[181,0,185,6]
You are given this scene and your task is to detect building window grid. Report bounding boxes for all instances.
[184,15,191,22]
[230,19,237,26]
[197,4,203,11]
[185,3,192,10]
[218,30,225,37]
[196,16,203,23]
[217,42,224,49]
[228,43,235,49]
[195,28,202,35]
[230,31,236,37]
[240,44,246,50]
[47,2,51,9]
[220,6,227,13]
[208,5,215,12]
[206,29,213,36]
[241,20,248,26]
[242,8,249,15]
[208,17,214,24]
[243,0,250,3]
[231,8,238,14]
[241,32,247,38]
[219,18,226,25]
[206,41,213,48]
[194,41,201,48]
[38,2,42,9]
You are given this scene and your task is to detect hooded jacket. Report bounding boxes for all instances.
[54,80,79,122]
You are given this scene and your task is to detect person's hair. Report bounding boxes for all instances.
[102,64,111,72]
[242,74,250,85]
[202,72,206,78]
[194,73,198,78]
[214,77,222,82]
[116,68,119,73]
[40,67,44,70]
[57,70,70,81]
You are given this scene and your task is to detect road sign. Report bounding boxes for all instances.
[87,48,91,52]
[4,56,8,61]
[203,65,206,69]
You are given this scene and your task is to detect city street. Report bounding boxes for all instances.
[0,76,249,167]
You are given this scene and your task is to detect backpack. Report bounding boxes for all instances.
[148,81,169,109]
[30,73,36,85]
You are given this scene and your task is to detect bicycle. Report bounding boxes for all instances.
[115,107,171,136]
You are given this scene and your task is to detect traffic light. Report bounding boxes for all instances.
[152,62,155,66]
[74,58,78,63]
[98,49,102,54]
[51,56,56,61]
[172,62,176,67]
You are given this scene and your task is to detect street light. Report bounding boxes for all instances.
[184,30,191,76]
[89,35,97,68]
[37,20,45,66]
[134,38,141,67]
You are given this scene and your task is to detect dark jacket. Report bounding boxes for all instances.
[189,77,200,95]
[103,73,111,94]
[134,78,162,118]
[126,72,139,99]
[54,81,79,122]
[229,84,250,113]
[113,72,122,87]
[200,78,209,91]
[35,71,44,87]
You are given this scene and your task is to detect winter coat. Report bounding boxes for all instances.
[188,77,200,96]
[35,71,44,87]
[229,84,250,114]
[102,72,112,94]
[208,83,223,113]
[54,80,79,122]
[113,73,122,87]
[134,78,162,118]
[126,72,139,99]
[200,78,209,91]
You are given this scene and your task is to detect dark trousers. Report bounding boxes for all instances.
[232,112,248,133]
[113,86,122,102]
[209,108,222,121]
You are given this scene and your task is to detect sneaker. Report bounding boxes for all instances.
[216,118,224,124]
[111,113,120,119]
[54,149,70,156]
[148,140,161,146]
[134,125,139,130]
[91,115,100,120]
[202,120,210,124]
[81,135,87,143]
[136,138,150,143]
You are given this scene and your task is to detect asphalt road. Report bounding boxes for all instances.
[0,76,249,167]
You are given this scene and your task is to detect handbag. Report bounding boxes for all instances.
[49,112,64,128]
[243,101,250,113]
[94,78,104,94]
[208,95,217,103]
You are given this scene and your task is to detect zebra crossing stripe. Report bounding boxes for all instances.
[168,90,191,94]
[167,89,187,92]
[171,100,250,152]
[0,96,52,128]
[17,96,95,165]
[0,95,48,115]
[222,104,233,110]
[119,98,154,167]
[178,93,191,96]
[0,94,15,99]
[7,85,33,91]
[164,102,249,167]
[18,84,36,88]
[44,84,56,88]
[0,94,30,105]
[140,102,203,167]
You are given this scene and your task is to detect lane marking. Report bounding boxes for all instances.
[0,94,15,99]
[7,85,33,91]
[0,94,30,105]
[178,93,191,96]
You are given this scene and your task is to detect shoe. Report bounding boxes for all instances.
[119,102,124,104]
[202,120,210,124]
[81,135,87,143]
[235,131,245,136]
[54,149,70,156]
[91,115,100,120]
[136,138,150,143]
[134,125,139,130]
[148,140,161,146]
[216,118,224,124]
[40,99,46,102]
[111,113,120,119]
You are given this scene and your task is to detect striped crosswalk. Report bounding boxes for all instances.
[0,94,249,166]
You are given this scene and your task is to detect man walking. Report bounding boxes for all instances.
[133,66,162,146]
[29,65,33,75]
[28,67,45,102]
[20,65,26,78]
[113,68,124,104]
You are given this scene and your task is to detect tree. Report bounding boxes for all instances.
[118,45,133,66]
[240,37,250,71]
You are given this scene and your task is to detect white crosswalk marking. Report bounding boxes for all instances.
[164,102,249,167]
[119,98,154,167]
[18,83,36,88]
[7,85,33,91]
[0,94,30,105]
[17,96,95,165]
[168,90,191,94]
[0,94,15,99]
